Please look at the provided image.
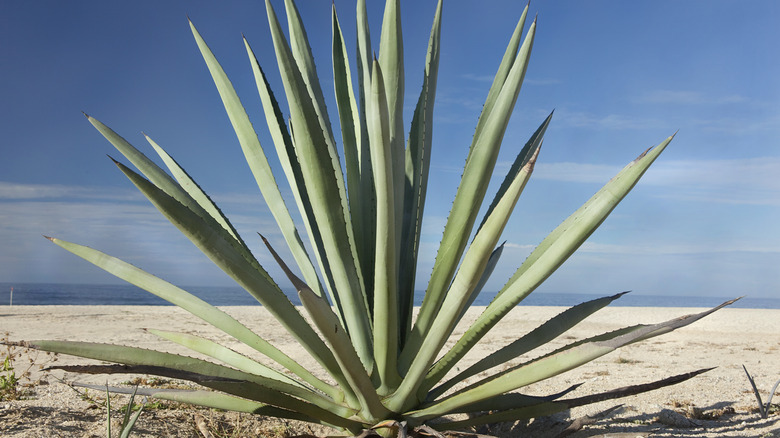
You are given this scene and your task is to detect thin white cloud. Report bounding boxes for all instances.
[526,157,780,206]
[642,157,780,205]
[0,181,142,201]
[558,110,665,131]
[523,78,561,86]
[637,90,748,105]
[503,242,535,250]
[533,162,621,184]
[579,241,780,256]
[691,112,780,134]
[460,73,494,83]
[0,191,287,284]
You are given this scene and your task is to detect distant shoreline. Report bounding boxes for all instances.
[1,282,777,309]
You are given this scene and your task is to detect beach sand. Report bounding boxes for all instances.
[1,305,778,437]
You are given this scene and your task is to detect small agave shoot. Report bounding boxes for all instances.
[17,1,735,436]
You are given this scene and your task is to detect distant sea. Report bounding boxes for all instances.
[1,283,777,309]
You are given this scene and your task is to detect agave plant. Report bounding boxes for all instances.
[18,0,733,436]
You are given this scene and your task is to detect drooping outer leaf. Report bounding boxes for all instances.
[428,134,676,387]
[75,383,324,426]
[69,366,363,431]
[435,368,714,430]
[408,298,736,421]
[44,236,339,400]
[413,15,536,346]
[28,340,348,418]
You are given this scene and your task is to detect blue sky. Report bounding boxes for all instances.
[1,1,778,299]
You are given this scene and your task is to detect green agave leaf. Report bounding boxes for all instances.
[84,116,177,203]
[476,111,553,234]
[105,385,112,437]
[119,385,143,438]
[265,0,372,366]
[281,1,367,318]
[414,17,536,346]
[203,380,360,430]
[155,389,360,431]
[143,135,242,245]
[261,234,384,418]
[472,4,529,144]
[278,0,364,292]
[398,112,548,382]
[429,134,675,386]
[44,236,338,399]
[86,116,250,251]
[77,383,326,425]
[355,0,373,124]
[442,384,581,416]
[146,329,305,388]
[377,0,406,254]
[243,38,330,303]
[111,160,348,388]
[389,116,543,412]
[190,21,326,304]
[398,0,443,345]
[408,299,735,421]
[64,363,359,428]
[282,0,339,153]
[428,291,628,400]
[298,287,390,422]
[30,340,346,416]
[434,368,713,429]
[355,0,377,298]
[332,5,369,299]
[366,59,401,394]
[456,242,504,325]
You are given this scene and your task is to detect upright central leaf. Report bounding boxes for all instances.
[265,0,373,368]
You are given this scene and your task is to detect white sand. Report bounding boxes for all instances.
[1,305,779,437]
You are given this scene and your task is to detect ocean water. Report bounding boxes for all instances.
[1,282,777,309]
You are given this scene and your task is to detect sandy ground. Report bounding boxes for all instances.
[1,304,778,437]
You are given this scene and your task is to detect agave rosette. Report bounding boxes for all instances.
[21,1,734,435]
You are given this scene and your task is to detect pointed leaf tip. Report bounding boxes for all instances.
[43,235,54,241]
[257,233,270,247]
